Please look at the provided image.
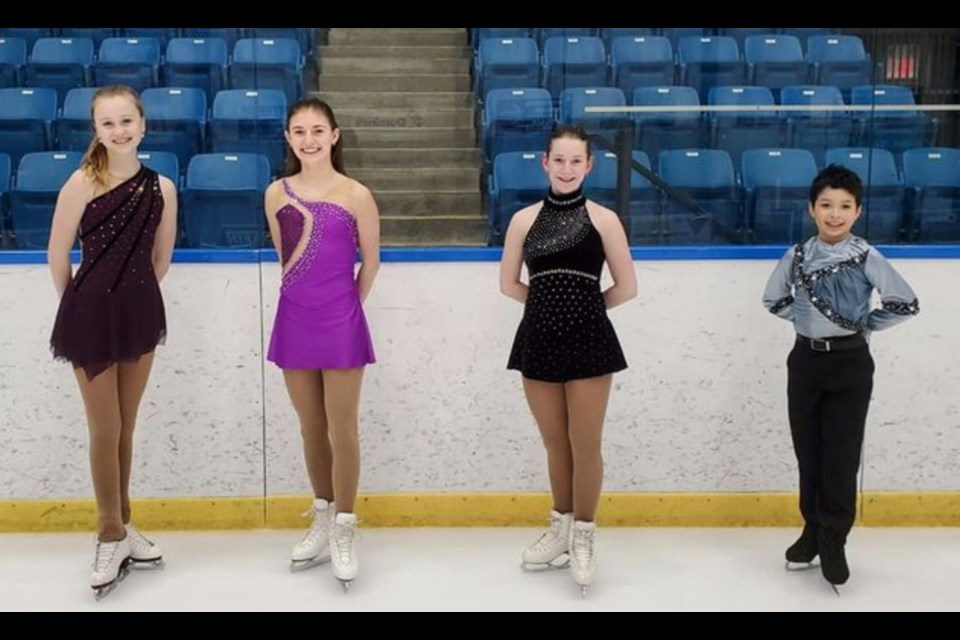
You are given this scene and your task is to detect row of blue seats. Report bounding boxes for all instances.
[480,85,937,166]
[0,87,288,176]
[2,146,955,250]
[469,28,836,50]
[0,36,306,104]
[473,34,875,100]
[0,28,318,54]
[487,147,960,245]
[0,151,271,249]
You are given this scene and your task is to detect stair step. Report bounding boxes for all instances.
[316,91,473,109]
[328,29,467,47]
[343,147,479,169]
[318,73,470,93]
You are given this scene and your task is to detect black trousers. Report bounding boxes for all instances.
[787,340,874,540]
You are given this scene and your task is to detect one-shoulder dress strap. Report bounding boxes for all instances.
[281,179,309,207]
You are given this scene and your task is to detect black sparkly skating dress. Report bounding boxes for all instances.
[50,165,167,380]
[507,188,627,382]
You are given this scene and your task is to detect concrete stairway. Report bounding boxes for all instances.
[317,28,486,246]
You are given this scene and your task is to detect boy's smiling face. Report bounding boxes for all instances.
[810,187,861,244]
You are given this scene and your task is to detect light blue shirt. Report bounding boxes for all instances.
[762,235,919,338]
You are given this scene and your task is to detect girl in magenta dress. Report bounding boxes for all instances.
[267,179,375,369]
[265,97,380,590]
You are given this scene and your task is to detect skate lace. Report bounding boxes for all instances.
[298,508,330,546]
[94,540,121,573]
[572,528,594,565]
[530,516,564,552]
[331,522,356,563]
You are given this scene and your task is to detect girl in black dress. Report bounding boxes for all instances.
[500,126,637,595]
[47,85,177,598]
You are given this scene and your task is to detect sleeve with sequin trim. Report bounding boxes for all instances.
[762,246,796,321]
[863,247,920,331]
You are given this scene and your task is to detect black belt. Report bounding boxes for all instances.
[796,333,867,353]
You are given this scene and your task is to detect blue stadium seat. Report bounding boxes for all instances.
[558,86,629,145]
[183,28,244,51]
[163,37,228,104]
[0,87,58,166]
[488,151,549,243]
[677,36,744,97]
[61,28,116,48]
[584,150,659,243]
[481,88,554,165]
[180,153,270,248]
[249,28,313,56]
[782,85,853,166]
[742,148,818,242]
[210,89,288,177]
[0,28,55,51]
[851,85,937,159]
[471,29,530,47]
[720,28,775,50]
[94,37,162,93]
[600,28,658,50]
[474,37,540,101]
[744,35,808,99]
[536,28,597,48]
[661,28,710,50]
[631,85,706,166]
[541,36,607,102]
[121,28,179,48]
[610,36,674,99]
[137,151,180,188]
[231,38,303,105]
[902,147,960,243]
[141,87,208,171]
[9,151,82,249]
[708,85,784,166]
[658,149,741,244]
[55,87,99,152]
[23,37,94,105]
[782,28,834,52]
[0,37,27,88]
[0,152,11,234]
[807,35,874,99]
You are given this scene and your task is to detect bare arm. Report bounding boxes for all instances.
[590,205,637,309]
[353,183,381,304]
[152,175,178,283]
[499,206,535,304]
[263,181,285,263]
[46,171,91,298]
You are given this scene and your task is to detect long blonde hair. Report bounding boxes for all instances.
[80,85,145,189]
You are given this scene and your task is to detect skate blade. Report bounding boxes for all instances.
[92,560,131,601]
[337,578,354,593]
[521,556,571,572]
[290,555,331,573]
[579,584,589,599]
[784,560,819,572]
[829,583,842,597]
[130,557,165,570]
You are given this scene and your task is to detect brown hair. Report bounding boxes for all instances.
[282,97,346,176]
[546,124,591,158]
[80,85,145,189]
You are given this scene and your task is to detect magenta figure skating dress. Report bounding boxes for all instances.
[267,179,375,369]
